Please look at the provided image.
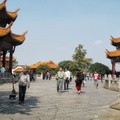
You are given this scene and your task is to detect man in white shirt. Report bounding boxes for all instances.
[64,68,70,90]
[17,69,30,104]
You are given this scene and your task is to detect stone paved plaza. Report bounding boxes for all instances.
[0,79,120,120]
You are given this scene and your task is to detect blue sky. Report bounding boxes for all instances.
[2,0,120,70]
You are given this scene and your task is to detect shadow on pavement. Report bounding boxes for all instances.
[0,91,40,115]
[81,91,86,93]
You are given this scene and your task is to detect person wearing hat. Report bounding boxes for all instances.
[75,69,84,94]
[17,68,30,104]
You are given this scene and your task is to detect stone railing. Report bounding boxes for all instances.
[104,74,120,91]
[0,73,13,83]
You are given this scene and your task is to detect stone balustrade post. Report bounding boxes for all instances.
[104,74,107,79]
[108,74,112,89]
[119,77,120,91]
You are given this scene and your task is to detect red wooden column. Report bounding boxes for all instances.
[0,39,3,67]
[3,50,7,67]
[0,53,1,67]
[111,59,116,76]
[9,46,13,73]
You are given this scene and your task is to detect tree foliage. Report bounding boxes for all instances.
[72,44,92,71]
[36,65,57,75]
[89,62,110,74]
[58,60,78,75]
[58,60,72,69]
[36,65,52,74]
[68,61,78,75]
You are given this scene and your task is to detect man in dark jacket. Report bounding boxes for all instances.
[75,69,84,94]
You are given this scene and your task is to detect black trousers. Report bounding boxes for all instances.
[19,85,27,102]
[64,78,69,90]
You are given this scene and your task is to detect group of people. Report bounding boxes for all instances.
[55,68,72,92]
[55,68,102,94]
[42,71,51,80]
[55,68,87,94]
[13,67,102,104]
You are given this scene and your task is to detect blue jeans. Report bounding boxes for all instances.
[94,80,98,88]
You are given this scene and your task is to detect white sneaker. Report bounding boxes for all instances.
[78,91,81,94]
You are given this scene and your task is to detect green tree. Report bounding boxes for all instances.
[68,61,77,75]
[36,65,52,74]
[58,60,72,69]
[58,60,78,75]
[72,44,92,71]
[89,62,110,74]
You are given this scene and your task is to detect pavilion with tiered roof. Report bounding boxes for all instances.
[106,36,120,75]
[0,0,27,73]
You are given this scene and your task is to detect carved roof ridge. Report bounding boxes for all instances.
[0,22,13,36]
[22,30,28,36]
[13,8,20,13]
[3,0,7,4]
[7,21,13,29]
[106,49,120,58]
[0,0,6,9]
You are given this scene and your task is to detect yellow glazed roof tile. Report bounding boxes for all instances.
[0,27,10,36]
[105,49,120,57]
[10,31,27,42]
[0,0,19,19]
[0,0,6,9]
[110,36,120,44]
[13,68,23,72]
[0,22,13,36]
[29,61,58,69]
[7,11,18,19]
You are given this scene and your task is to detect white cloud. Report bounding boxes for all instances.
[94,40,102,45]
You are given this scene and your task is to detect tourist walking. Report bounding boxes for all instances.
[56,68,66,93]
[28,70,35,81]
[42,72,46,80]
[100,72,104,83]
[75,69,84,94]
[15,68,30,104]
[92,71,100,88]
[70,72,73,82]
[46,71,51,80]
[86,71,90,80]
[64,68,70,90]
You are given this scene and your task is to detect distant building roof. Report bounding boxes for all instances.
[13,67,23,72]
[29,60,58,69]
[12,65,27,73]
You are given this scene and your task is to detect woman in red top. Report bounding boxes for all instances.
[92,71,100,88]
